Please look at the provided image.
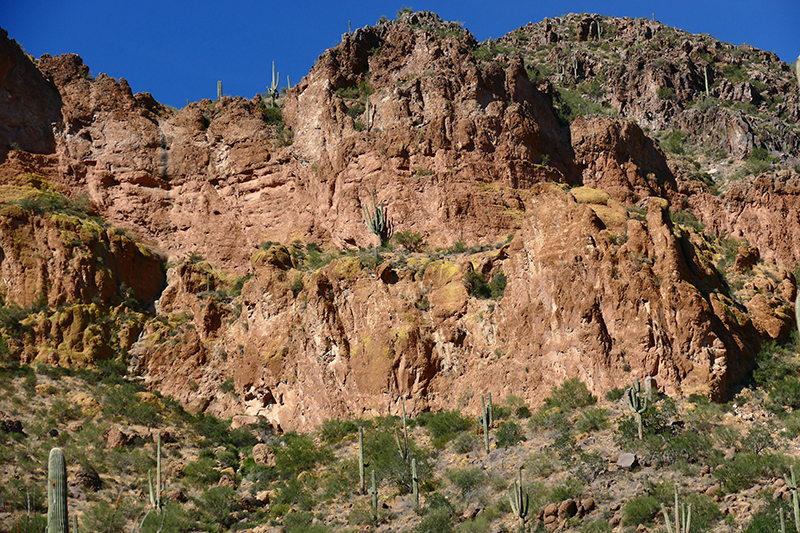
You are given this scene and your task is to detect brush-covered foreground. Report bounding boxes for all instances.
[3,338,800,533]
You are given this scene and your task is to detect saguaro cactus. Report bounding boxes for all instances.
[481,393,493,453]
[362,189,393,246]
[369,469,378,525]
[785,464,800,532]
[508,467,529,532]
[148,431,162,512]
[411,457,419,510]
[48,447,69,533]
[217,80,222,101]
[269,61,280,107]
[358,426,369,494]
[661,484,692,533]
[626,378,649,440]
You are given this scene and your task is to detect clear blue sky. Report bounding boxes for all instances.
[4,0,798,109]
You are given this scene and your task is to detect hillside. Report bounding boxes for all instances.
[0,9,800,532]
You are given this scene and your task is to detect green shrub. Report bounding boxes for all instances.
[575,406,609,433]
[663,130,686,154]
[419,410,473,448]
[446,467,486,498]
[274,432,334,479]
[495,421,524,447]
[283,510,329,533]
[183,457,222,485]
[260,105,282,125]
[657,87,675,100]
[395,231,424,252]
[319,418,359,444]
[769,376,800,409]
[196,486,240,529]
[606,387,625,402]
[544,378,597,411]
[417,496,455,533]
[622,495,660,526]
[743,498,792,532]
[452,432,480,454]
[713,452,789,493]
[580,519,613,532]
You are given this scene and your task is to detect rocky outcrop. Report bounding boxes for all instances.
[0,14,797,430]
[0,30,61,155]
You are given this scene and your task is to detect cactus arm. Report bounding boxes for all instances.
[661,504,674,533]
[47,447,69,533]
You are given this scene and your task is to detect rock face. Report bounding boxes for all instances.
[0,13,799,431]
[0,29,61,155]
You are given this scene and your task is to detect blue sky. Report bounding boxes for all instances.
[4,0,798,109]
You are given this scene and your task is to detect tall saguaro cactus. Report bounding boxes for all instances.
[481,393,493,453]
[269,61,280,107]
[362,189,393,246]
[661,484,692,533]
[508,467,529,532]
[626,377,649,440]
[48,447,69,533]
[148,431,162,512]
[358,426,369,495]
[785,465,800,533]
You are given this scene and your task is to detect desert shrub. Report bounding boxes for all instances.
[769,376,800,410]
[139,503,195,533]
[446,467,486,497]
[544,378,596,411]
[495,421,524,447]
[452,432,480,454]
[657,87,675,100]
[524,452,560,478]
[395,231,424,251]
[12,515,48,533]
[713,452,789,493]
[743,498,792,532]
[319,418,359,444]
[554,88,614,124]
[183,457,222,485]
[101,382,162,426]
[364,426,430,494]
[741,425,776,455]
[575,406,609,433]
[622,495,660,526]
[273,476,317,511]
[192,414,258,448]
[580,519,613,532]
[274,432,333,479]
[714,425,742,448]
[283,510,329,533]
[417,494,455,533]
[81,500,130,533]
[196,486,240,529]
[321,457,359,499]
[418,410,473,448]
[260,105,282,124]
[663,130,686,154]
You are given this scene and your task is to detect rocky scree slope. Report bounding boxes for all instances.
[0,13,797,431]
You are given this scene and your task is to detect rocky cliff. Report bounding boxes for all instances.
[0,12,798,431]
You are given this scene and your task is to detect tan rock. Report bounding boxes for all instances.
[252,444,277,467]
